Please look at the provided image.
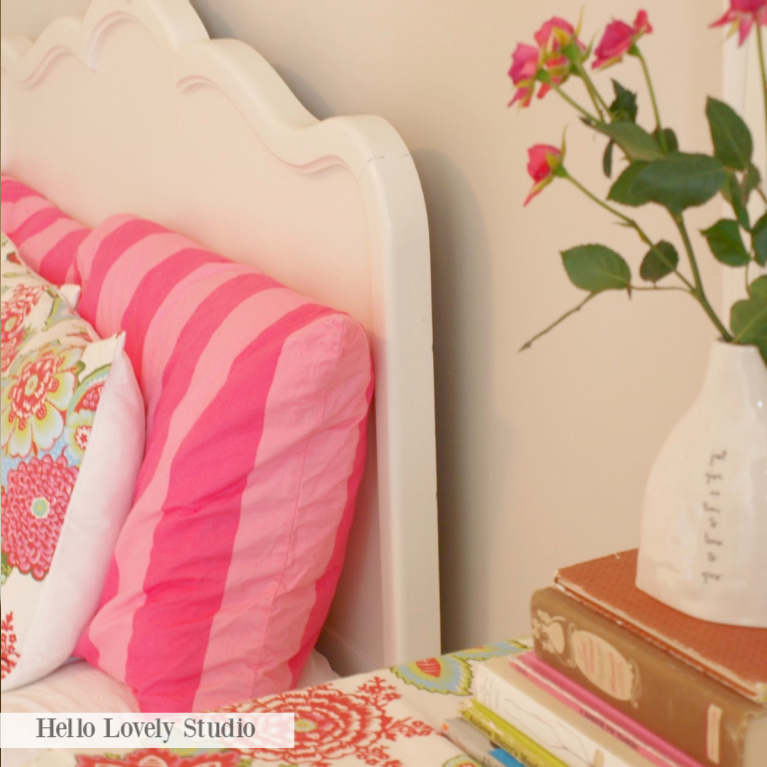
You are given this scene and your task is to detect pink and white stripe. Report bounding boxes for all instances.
[70,214,373,712]
[1,175,88,284]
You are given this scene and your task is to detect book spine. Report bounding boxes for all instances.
[474,656,653,767]
[461,701,570,767]
[552,549,767,703]
[530,587,764,767]
[511,652,703,767]
[553,583,759,704]
[441,718,526,767]
[552,550,766,705]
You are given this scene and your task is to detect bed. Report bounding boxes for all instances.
[0,0,451,760]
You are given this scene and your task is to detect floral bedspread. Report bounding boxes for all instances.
[25,640,527,767]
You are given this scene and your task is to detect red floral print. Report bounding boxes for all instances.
[2,243,22,264]
[1,612,20,679]
[1,284,45,372]
[220,676,433,767]
[76,379,104,412]
[1,345,81,457]
[65,410,95,462]
[75,750,241,767]
[1,333,23,373]
[1,454,77,579]
[72,421,91,452]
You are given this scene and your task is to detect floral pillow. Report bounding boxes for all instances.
[0,233,146,691]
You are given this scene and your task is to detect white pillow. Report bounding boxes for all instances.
[1,233,145,690]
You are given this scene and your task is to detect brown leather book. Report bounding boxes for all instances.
[531,586,767,767]
[551,549,767,703]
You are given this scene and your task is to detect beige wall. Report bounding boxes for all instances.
[1,0,729,651]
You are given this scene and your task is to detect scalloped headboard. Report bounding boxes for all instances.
[0,0,440,676]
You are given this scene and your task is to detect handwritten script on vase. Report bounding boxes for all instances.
[701,450,727,586]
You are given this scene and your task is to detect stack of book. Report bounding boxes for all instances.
[443,549,767,767]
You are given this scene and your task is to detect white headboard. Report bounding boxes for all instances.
[0,0,440,676]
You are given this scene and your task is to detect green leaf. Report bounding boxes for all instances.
[722,172,750,230]
[730,276,767,364]
[753,212,767,267]
[653,127,678,154]
[609,80,637,122]
[702,219,750,266]
[608,153,727,214]
[595,122,665,163]
[750,275,767,300]
[603,140,614,178]
[640,240,679,282]
[744,163,762,199]
[706,97,753,170]
[561,245,632,293]
[607,161,649,206]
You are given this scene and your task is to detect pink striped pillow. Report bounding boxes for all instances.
[73,215,373,712]
[0,175,89,285]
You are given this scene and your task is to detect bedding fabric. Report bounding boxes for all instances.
[0,234,145,691]
[2,641,527,767]
[0,651,338,767]
[72,214,373,712]
[0,175,88,285]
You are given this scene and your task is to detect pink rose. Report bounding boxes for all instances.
[525,144,563,206]
[508,43,540,107]
[711,0,767,45]
[593,11,653,69]
[534,17,586,98]
[534,16,578,51]
[508,17,586,107]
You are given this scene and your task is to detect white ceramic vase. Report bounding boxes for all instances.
[635,341,767,627]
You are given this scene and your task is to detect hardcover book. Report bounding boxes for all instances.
[552,549,767,702]
[531,586,767,767]
[509,650,705,767]
[474,653,673,767]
